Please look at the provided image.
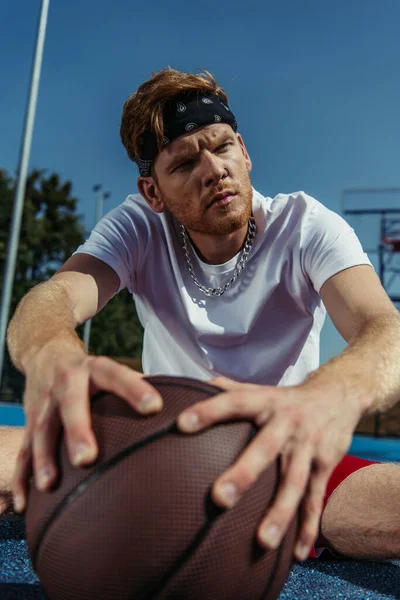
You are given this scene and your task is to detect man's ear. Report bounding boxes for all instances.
[236,133,252,173]
[137,177,165,213]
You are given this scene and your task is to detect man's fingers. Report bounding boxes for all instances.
[13,353,165,516]
[256,445,312,551]
[177,385,334,561]
[294,468,331,561]
[11,433,33,513]
[89,356,163,414]
[211,414,292,508]
[54,356,163,468]
[53,367,99,467]
[177,389,274,432]
[32,398,62,491]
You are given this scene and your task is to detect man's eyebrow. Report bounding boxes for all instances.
[169,152,195,168]
[167,133,235,170]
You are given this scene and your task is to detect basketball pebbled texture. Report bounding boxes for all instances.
[25,376,298,600]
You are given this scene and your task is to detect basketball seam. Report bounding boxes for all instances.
[257,459,290,600]
[31,378,223,570]
[258,542,286,600]
[142,513,219,600]
[142,426,259,600]
[30,423,175,568]
[30,379,288,600]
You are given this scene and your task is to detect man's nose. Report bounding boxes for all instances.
[201,153,227,188]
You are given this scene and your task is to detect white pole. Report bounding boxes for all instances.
[0,0,50,388]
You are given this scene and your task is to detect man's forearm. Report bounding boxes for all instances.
[302,314,400,415]
[7,279,86,374]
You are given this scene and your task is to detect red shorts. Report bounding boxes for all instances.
[310,454,380,558]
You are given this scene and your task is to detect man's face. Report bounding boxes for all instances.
[139,124,253,236]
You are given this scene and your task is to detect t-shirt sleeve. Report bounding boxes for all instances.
[301,198,374,295]
[73,199,142,295]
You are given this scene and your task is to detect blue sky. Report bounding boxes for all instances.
[1,0,400,364]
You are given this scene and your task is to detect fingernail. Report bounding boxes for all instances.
[219,482,239,507]
[139,394,163,414]
[14,495,24,512]
[261,524,281,548]
[178,411,200,432]
[38,466,52,490]
[295,542,310,561]
[72,443,92,466]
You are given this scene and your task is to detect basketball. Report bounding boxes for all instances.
[25,376,298,600]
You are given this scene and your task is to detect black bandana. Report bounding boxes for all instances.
[135,92,237,176]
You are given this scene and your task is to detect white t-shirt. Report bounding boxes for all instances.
[74,188,373,386]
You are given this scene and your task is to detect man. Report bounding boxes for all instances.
[4,68,400,562]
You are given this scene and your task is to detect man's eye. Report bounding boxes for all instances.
[175,159,194,171]
[217,143,232,152]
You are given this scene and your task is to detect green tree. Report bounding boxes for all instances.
[0,168,143,401]
[0,168,85,311]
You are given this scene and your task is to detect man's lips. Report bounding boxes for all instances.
[208,191,237,207]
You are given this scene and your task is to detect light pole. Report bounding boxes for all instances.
[0,0,50,389]
[82,184,111,351]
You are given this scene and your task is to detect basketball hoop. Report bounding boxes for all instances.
[382,235,400,252]
[382,237,400,252]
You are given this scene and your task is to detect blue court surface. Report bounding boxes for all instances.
[1,404,399,599]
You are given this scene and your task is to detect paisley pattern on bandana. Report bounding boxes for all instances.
[135,157,153,174]
[135,92,238,176]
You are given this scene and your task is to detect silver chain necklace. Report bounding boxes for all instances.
[180,216,257,297]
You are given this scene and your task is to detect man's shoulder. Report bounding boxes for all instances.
[108,193,163,228]
[269,190,319,212]
[121,193,153,215]
[254,189,322,223]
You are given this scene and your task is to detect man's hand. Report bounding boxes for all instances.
[12,339,163,514]
[177,377,363,561]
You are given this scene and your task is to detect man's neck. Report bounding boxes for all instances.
[185,222,249,265]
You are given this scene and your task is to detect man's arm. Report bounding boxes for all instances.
[175,263,400,561]
[7,253,120,372]
[307,264,400,414]
[1,254,120,512]
[6,252,162,515]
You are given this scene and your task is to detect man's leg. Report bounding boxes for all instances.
[0,426,25,513]
[320,462,400,560]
